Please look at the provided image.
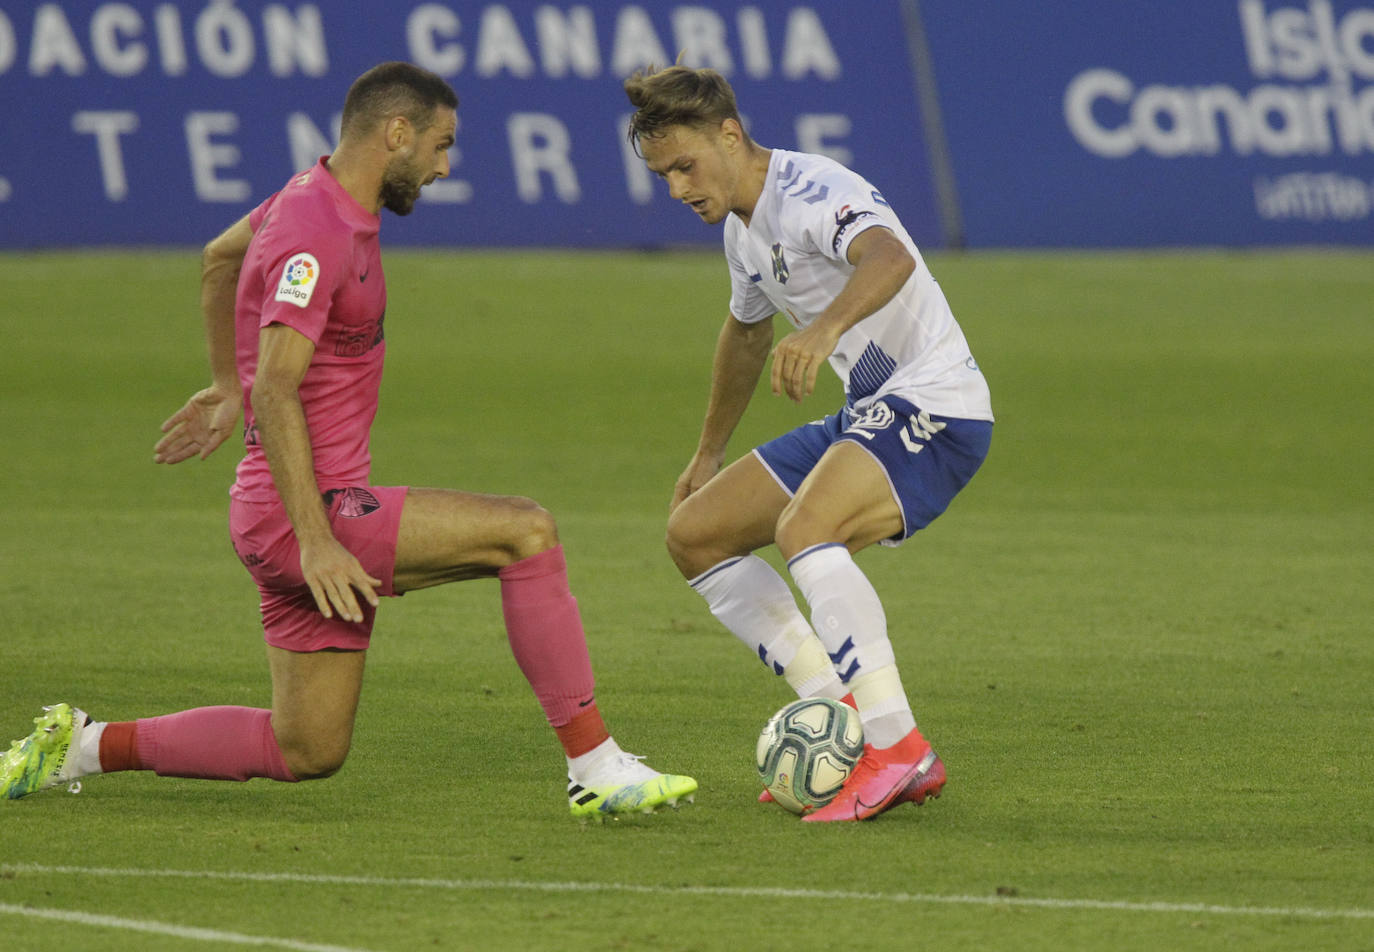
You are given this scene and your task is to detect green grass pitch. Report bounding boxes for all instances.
[1,247,1371,951]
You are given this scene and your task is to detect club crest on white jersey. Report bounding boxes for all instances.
[771,242,790,284]
[275,253,320,308]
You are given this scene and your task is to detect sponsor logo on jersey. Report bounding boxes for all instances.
[832,205,876,252]
[274,253,319,308]
[334,316,386,358]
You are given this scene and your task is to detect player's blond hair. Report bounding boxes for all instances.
[623,65,749,153]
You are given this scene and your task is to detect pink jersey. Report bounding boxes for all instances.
[230,157,387,503]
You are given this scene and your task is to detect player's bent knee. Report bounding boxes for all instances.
[665,507,740,579]
[503,498,560,562]
[284,752,347,782]
[278,736,351,781]
[664,529,693,578]
[665,508,707,576]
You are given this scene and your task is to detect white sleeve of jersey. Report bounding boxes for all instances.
[724,220,776,325]
[780,158,894,265]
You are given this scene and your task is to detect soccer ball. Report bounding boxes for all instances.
[755,697,864,814]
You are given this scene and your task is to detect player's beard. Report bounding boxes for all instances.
[379,156,425,216]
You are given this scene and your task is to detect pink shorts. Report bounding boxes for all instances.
[229,486,408,652]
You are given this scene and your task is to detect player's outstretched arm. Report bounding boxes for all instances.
[154,214,254,464]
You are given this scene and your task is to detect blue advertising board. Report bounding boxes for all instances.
[919,0,1374,246]
[0,1,943,248]
[5,2,1371,247]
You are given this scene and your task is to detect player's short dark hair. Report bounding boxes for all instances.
[341,62,458,140]
[623,65,747,153]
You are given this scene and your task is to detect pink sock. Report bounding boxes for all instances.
[136,707,297,782]
[499,545,596,728]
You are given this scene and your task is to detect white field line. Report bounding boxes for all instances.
[0,901,378,952]
[3,863,1372,922]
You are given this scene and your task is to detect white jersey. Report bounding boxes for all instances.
[724,150,993,422]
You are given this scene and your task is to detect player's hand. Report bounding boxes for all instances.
[299,537,381,624]
[770,323,839,403]
[154,384,241,463]
[670,452,724,513]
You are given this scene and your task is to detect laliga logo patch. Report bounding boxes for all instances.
[275,253,320,308]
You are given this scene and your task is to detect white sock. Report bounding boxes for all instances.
[566,736,621,782]
[847,669,917,749]
[72,714,105,774]
[787,544,916,748]
[689,555,845,699]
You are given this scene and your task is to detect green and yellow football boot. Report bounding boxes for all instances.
[1,703,87,800]
[567,751,696,820]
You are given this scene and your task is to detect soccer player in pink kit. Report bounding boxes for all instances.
[1,62,694,819]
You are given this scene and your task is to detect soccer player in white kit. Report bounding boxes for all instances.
[624,66,994,822]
